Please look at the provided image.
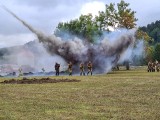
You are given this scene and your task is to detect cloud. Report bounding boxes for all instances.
[122,0,160,26]
[0,33,36,48]
[80,1,105,16]
[0,0,160,48]
[13,0,88,9]
[0,0,96,47]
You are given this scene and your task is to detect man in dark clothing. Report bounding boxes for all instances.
[55,63,60,76]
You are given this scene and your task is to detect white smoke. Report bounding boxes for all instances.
[32,41,67,72]
[1,6,145,74]
[118,39,145,64]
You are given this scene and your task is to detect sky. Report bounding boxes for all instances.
[0,0,160,48]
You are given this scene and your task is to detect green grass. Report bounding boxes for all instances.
[0,66,160,120]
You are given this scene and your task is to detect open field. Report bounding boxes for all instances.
[0,66,160,120]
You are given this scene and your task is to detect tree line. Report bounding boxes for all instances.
[138,20,160,62]
[54,0,160,66]
[54,0,137,43]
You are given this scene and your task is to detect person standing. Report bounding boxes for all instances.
[18,68,23,77]
[152,62,156,72]
[55,63,60,76]
[156,61,160,72]
[42,68,45,73]
[80,62,85,76]
[148,61,152,72]
[68,62,73,76]
[87,61,92,75]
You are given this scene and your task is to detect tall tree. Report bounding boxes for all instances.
[153,43,160,61]
[116,0,137,69]
[54,0,138,70]
[95,3,119,31]
[146,46,154,62]
[95,0,138,31]
[117,0,138,29]
[136,29,153,44]
[54,0,138,42]
[54,14,101,43]
[139,20,160,44]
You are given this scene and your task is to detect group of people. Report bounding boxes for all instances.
[79,61,93,76]
[147,61,160,72]
[55,61,93,76]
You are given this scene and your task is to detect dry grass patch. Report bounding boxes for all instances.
[0,67,160,119]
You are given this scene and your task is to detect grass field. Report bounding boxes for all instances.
[0,66,160,120]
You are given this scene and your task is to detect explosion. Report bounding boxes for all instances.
[2,6,137,73]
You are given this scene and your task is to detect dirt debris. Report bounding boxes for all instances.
[0,77,81,84]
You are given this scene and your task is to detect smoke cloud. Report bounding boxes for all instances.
[2,6,143,74]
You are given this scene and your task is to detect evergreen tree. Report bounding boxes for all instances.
[153,43,160,61]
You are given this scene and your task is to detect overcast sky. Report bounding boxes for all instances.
[0,0,160,48]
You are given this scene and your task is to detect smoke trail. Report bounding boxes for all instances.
[2,6,137,73]
[1,5,46,42]
[2,6,39,34]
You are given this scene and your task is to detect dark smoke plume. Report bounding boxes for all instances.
[2,6,136,73]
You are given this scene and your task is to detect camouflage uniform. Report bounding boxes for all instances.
[80,63,85,76]
[156,61,160,72]
[87,61,92,75]
[148,61,152,72]
[68,62,72,76]
[152,62,156,72]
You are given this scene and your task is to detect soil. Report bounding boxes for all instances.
[0,77,81,84]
